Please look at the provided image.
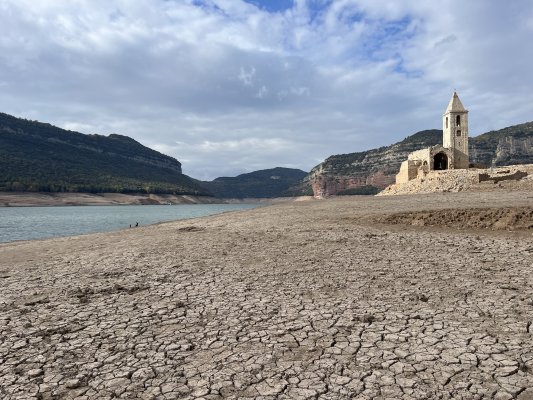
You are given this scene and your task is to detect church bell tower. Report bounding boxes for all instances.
[443,91,469,169]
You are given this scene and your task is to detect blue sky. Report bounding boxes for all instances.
[1,0,533,179]
[245,0,294,12]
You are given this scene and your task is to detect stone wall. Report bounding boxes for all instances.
[408,148,431,162]
[396,160,420,184]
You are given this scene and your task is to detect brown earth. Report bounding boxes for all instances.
[1,191,533,399]
[376,206,533,231]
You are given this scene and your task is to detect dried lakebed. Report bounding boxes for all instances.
[1,191,532,400]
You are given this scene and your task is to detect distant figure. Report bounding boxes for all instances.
[129,224,131,228]
[135,222,139,227]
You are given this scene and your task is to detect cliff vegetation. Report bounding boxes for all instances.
[0,113,209,195]
[199,168,308,198]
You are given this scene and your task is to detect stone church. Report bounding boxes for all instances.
[396,92,469,184]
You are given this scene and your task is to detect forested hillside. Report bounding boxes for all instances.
[199,168,308,198]
[0,113,209,195]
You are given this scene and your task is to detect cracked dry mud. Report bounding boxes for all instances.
[1,191,533,400]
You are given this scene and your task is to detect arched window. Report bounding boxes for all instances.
[446,117,448,129]
[457,130,461,136]
[456,115,461,126]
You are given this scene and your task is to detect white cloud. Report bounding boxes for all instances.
[255,85,268,98]
[238,66,256,86]
[1,0,532,179]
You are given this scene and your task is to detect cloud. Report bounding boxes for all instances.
[0,0,532,179]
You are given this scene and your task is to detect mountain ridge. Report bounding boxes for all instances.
[198,167,308,198]
[2,111,532,199]
[0,112,208,195]
[305,123,533,197]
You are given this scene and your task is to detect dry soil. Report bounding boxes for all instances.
[1,191,533,400]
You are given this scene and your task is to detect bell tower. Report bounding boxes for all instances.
[443,91,469,169]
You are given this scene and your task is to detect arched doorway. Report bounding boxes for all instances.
[434,153,448,170]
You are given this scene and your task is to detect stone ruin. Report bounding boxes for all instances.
[396,92,469,184]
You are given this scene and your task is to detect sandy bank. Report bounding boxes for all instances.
[1,191,533,399]
[0,192,315,207]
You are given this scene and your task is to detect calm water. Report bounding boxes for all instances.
[0,204,262,244]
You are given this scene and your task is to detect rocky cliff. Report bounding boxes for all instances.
[469,122,533,167]
[307,122,533,197]
[307,130,441,197]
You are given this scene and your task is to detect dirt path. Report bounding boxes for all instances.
[1,191,532,399]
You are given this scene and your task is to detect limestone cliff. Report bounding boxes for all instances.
[306,130,441,197]
[307,122,533,197]
[469,122,533,167]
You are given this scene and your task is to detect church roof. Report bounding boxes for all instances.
[445,91,467,113]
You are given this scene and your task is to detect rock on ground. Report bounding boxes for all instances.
[380,164,533,196]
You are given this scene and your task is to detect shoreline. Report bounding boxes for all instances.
[0,203,268,246]
[0,191,315,207]
[0,202,275,245]
[1,191,532,398]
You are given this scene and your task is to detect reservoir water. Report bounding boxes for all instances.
[0,204,262,244]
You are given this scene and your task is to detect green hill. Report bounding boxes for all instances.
[0,112,209,195]
[200,167,309,198]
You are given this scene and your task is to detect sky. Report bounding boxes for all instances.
[1,0,532,180]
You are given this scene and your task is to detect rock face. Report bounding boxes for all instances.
[308,122,533,197]
[469,122,533,167]
[307,130,441,198]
